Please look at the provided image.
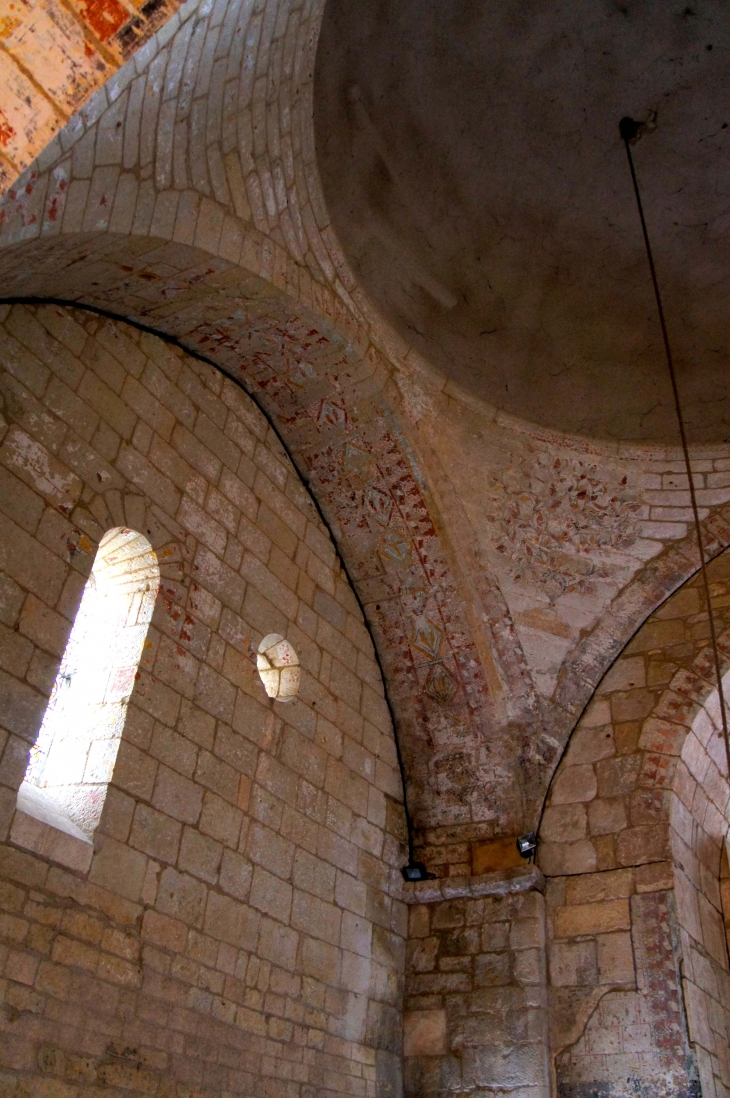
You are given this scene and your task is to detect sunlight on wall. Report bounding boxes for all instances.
[21,527,159,838]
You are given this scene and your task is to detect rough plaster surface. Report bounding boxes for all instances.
[316,0,730,442]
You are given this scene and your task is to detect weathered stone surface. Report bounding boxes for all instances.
[403,1008,447,1057]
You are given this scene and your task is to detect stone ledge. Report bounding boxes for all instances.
[10,783,94,874]
[402,864,544,904]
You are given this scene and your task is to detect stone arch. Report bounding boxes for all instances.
[0,0,550,841]
[539,547,730,1096]
[9,0,730,851]
[539,505,730,819]
[0,284,529,846]
[0,199,535,847]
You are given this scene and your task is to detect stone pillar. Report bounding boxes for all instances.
[402,866,551,1098]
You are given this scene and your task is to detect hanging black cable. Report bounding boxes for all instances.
[620,116,730,777]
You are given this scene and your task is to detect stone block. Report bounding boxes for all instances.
[156,866,207,929]
[462,1043,545,1088]
[152,764,203,824]
[588,797,627,836]
[204,890,260,951]
[129,803,182,864]
[178,826,223,884]
[336,869,368,917]
[597,931,634,983]
[538,840,597,877]
[292,846,336,901]
[564,724,615,766]
[472,836,524,873]
[300,935,341,984]
[248,821,296,878]
[150,723,198,779]
[615,824,669,867]
[407,935,439,974]
[88,836,147,902]
[341,910,373,958]
[566,869,634,905]
[550,939,597,986]
[475,952,510,986]
[291,889,341,946]
[0,669,46,741]
[0,512,68,605]
[551,765,597,805]
[634,860,674,893]
[0,425,83,513]
[595,754,642,798]
[249,865,292,922]
[541,803,587,843]
[0,572,24,628]
[10,803,93,874]
[638,717,685,756]
[257,915,299,971]
[610,689,655,723]
[0,464,45,535]
[599,656,646,693]
[195,748,239,804]
[554,898,631,938]
[194,657,239,723]
[219,848,253,901]
[513,947,542,986]
[403,1009,447,1057]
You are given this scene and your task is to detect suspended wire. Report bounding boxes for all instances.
[620,117,730,777]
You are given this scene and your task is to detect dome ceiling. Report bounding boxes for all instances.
[314,0,730,443]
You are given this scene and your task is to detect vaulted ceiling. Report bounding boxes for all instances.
[315,0,730,443]
[3,0,730,847]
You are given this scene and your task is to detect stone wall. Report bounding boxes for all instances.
[539,551,730,1097]
[0,302,407,1098]
[403,868,550,1098]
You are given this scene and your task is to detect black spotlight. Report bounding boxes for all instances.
[516,832,538,861]
[401,861,430,882]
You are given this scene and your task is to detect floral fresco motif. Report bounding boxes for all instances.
[487,448,642,601]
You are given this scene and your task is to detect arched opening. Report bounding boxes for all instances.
[15,528,159,849]
[540,548,730,1097]
[256,633,300,702]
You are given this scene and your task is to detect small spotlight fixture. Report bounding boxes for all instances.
[516,832,538,861]
[401,861,430,882]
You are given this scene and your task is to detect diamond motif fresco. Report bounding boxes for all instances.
[411,618,443,661]
[425,663,457,705]
[378,528,412,567]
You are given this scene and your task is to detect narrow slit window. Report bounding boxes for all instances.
[18,527,159,843]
